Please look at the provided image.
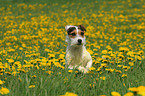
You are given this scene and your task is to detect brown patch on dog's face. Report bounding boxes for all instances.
[67,27,76,34]
[78,29,85,38]
[66,26,85,39]
[68,31,77,38]
[68,29,77,39]
[78,25,86,32]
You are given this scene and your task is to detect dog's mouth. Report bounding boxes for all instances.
[77,43,82,45]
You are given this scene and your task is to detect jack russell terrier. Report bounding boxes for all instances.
[65,25,92,73]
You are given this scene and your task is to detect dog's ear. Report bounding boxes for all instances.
[65,25,70,31]
[78,25,86,31]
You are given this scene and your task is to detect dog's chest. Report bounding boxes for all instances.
[66,46,88,66]
[71,51,82,64]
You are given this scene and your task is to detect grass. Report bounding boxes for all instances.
[0,0,145,96]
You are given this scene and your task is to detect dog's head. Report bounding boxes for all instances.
[65,25,86,47]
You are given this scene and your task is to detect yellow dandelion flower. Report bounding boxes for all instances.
[60,92,78,96]
[137,86,145,92]
[124,92,134,96]
[18,77,22,82]
[96,67,101,72]
[101,63,107,66]
[59,54,65,59]
[122,74,127,77]
[138,91,145,96]
[100,76,106,80]
[63,77,68,81]
[111,92,121,96]
[87,49,94,55]
[35,65,39,69]
[75,71,78,73]
[59,65,65,69]
[89,84,94,88]
[110,53,116,58]
[22,43,26,47]
[7,59,14,63]
[119,47,129,52]
[105,69,114,72]
[19,47,23,50]
[115,70,122,73]
[123,66,130,70]
[46,71,53,74]
[68,70,73,73]
[123,83,125,87]
[89,67,96,70]
[135,56,141,61]
[0,80,5,85]
[0,66,4,69]
[0,87,10,95]
[32,75,37,78]
[129,62,134,66]
[28,85,35,88]
[128,87,138,92]
[88,71,94,74]
[127,57,133,61]
[48,54,55,58]
[45,48,50,52]
[137,50,144,55]
[102,55,111,59]
[102,50,108,54]
[12,71,18,76]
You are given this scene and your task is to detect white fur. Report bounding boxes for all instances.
[65,25,92,73]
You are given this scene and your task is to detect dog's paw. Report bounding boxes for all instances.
[78,66,88,73]
[82,68,88,73]
[68,66,74,69]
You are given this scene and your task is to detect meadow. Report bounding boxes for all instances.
[0,0,145,96]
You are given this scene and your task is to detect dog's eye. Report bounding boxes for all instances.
[81,32,84,36]
[71,33,76,36]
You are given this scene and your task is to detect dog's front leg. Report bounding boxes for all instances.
[78,59,92,73]
[68,65,74,69]
[86,59,93,70]
[77,59,93,73]
[78,66,87,73]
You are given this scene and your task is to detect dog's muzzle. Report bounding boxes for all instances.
[77,39,82,45]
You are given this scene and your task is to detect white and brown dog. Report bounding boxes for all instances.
[65,25,92,73]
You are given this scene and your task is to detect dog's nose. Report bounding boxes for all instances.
[78,39,82,44]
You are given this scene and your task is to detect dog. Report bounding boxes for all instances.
[65,25,92,73]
